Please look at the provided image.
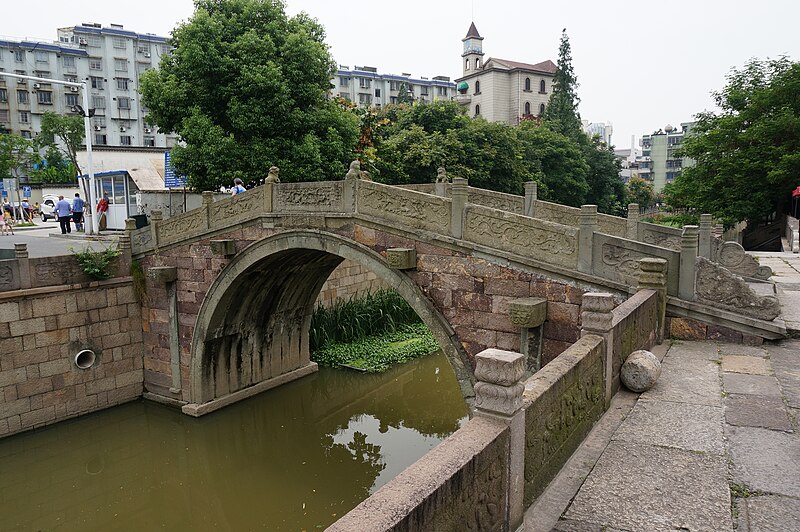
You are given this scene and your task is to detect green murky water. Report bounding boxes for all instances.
[0,351,468,531]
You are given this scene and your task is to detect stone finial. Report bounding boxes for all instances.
[124,218,137,231]
[265,166,281,184]
[627,203,640,218]
[508,297,547,328]
[345,160,362,180]
[202,191,214,205]
[524,181,538,217]
[386,248,416,270]
[474,348,525,417]
[580,292,615,333]
[14,243,28,259]
[579,204,598,223]
[637,258,667,289]
[150,210,163,222]
[435,167,448,183]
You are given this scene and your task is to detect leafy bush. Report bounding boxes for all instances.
[72,245,121,280]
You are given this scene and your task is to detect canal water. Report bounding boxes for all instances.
[0,351,468,531]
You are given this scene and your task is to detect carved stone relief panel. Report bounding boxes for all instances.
[358,182,450,233]
[158,208,206,245]
[695,257,780,320]
[640,225,682,251]
[597,215,627,237]
[0,263,19,291]
[209,187,263,228]
[276,182,343,212]
[468,190,524,215]
[532,201,580,227]
[131,227,154,254]
[714,241,773,280]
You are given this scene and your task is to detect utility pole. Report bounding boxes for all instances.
[0,71,98,234]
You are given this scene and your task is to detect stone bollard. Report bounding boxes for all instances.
[450,177,468,240]
[474,348,526,531]
[698,214,713,259]
[637,258,668,344]
[578,205,598,274]
[14,243,28,259]
[580,292,615,406]
[679,225,699,301]
[508,297,547,375]
[621,350,661,392]
[524,181,538,218]
[627,203,640,240]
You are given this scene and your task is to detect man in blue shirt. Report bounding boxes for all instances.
[55,195,72,234]
[72,193,85,232]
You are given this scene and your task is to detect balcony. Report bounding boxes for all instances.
[455,94,471,105]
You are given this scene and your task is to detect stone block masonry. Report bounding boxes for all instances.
[0,279,144,439]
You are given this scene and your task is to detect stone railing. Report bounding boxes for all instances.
[331,273,664,530]
[786,215,799,253]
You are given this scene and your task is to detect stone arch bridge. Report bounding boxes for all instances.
[131,178,785,415]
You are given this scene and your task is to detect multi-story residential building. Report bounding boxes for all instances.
[0,22,176,149]
[584,121,613,146]
[332,65,456,107]
[454,23,555,124]
[639,122,694,192]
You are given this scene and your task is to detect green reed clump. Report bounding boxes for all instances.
[309,289,422,351]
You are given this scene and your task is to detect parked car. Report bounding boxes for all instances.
[40,195,60,222]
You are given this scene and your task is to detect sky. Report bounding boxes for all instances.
[5,0,800,149]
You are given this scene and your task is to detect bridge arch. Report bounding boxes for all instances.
[187,230,475,413]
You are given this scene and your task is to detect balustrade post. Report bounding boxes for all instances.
[578,204,597,274]
[524,181,538,218]
[627,203,640,240]
[263,182,274,213]
[150,209,162,247]
[14,243,31,289]
[679,225,699,301]
[118,218,135,272]
[202,191,214,229]
[580,292,615,406]
[450,177,468,240]
[343,178,356,214]
[474,348,526,531]
[698,214,713,259]
[637,258,668,344]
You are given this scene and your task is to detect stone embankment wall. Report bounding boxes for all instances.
[315,259,389,308]
[0,279,143,439]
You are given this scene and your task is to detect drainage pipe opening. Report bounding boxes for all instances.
[74,349,97,370]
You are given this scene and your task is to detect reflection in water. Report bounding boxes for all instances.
[0,351,467,531]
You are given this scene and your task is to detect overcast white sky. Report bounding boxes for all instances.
[6,0,800,149]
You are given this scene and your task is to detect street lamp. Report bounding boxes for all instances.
[0,71,99,234]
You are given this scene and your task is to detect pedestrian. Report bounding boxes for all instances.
[32,202,40,217]
[97,192,109,231]
[21,199,32,223]
[230,177,246,196]
[55,195,73,234]
[1,206,13,236]
[72,193,85,232]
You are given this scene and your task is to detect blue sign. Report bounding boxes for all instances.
[22,186,31,198]
[164,151,188,188]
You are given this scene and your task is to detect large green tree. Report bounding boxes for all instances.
[37,112,84,177]
[626,176,655,210]
[665,58,800,226]
[139,0,359,190]
[542,29,583,140]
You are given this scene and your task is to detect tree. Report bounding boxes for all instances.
[665,58,800,226]
[542,29,583,140]
[37,112,84,177]
[627,176,655,210]
[29,147,77,184]
[139,0,359,190]
[584,137,625,215]
[396,82,412,105]
[0,134,34,180]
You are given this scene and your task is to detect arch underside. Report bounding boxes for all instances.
[189,231,474,413]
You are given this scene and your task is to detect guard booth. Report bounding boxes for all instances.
[85,169,165,230]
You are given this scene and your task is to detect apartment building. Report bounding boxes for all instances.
[454,23,556,124]
[639,122,694,192]
[0,22,175,148]
[332,65,456,107]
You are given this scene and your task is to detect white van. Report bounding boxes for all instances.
[40,194,60,221]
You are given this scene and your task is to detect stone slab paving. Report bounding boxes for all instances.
[722,373,783,397]
[721,355,772,375]
[727,425,800,498]
[767,341,800,409]
[736,494,800,532]
[724,394,793,431]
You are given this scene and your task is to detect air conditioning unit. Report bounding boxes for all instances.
[144,128,152,133]
[94,125,102,131]
[143,52,151,58]
[120,126,126,132]
[78,38,88,46]
[69,86,79,93]
[33,83,41,89]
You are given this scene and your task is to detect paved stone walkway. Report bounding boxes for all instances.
[525,339,800,532]
[753,252,800,335]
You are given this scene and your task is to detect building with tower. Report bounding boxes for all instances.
[454,23,556,124]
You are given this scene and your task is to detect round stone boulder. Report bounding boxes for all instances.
[621,350,661,393]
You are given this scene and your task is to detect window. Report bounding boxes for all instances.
[474,80,480,94]
[389,80,400,91]
[64,75,78,84]
[114,59,128,72]
[475,58,480,69]
[63,55,76,68]
[87,35,101,47]
[0,88,6,102]
[117,96,131,109]
[475,104,480,116]
[524,102,531,115]
[137,44,151,54]
[0,110,8,122]
[113,37,126,49]
[95,134,107,145]
[37,91,52,104]
[525,77,531,91]
[143,136,155,147]
[89,58,102,70]
[539,103,545,115]
[339,76,349,87]
[94,118,106,128]
[539,79,546,93]
[359,77,371,89]
[90,76,104,90]
[339,92,350,101]
[17,90,28,104]
[35,51,48,63]
[437,86,447,96]
[390,96,397,104]
[14,50,24,62]
[420,86,429,96]
[465,59,469,70]
[21,130,32,139]
[19,111,29,123]
[116,78,129,90]
[374,88,381,97]
[358,93,372,105]
[65,94,79,107]
[160,45,170,55]
[120,135,132,145]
